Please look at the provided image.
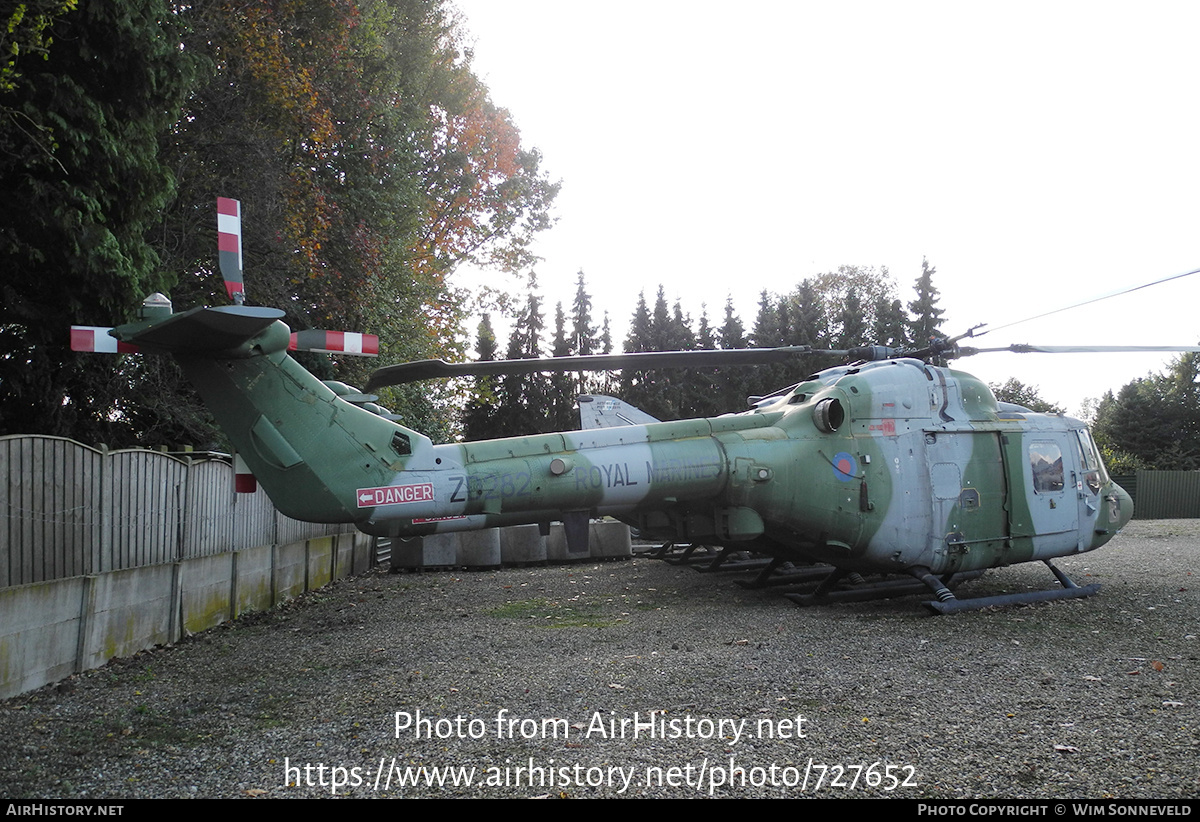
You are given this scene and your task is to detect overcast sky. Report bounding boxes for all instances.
[451,1,1200,415]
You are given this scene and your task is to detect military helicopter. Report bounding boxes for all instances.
[73,200,1200,614]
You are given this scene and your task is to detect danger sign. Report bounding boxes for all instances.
[356,483,434,508]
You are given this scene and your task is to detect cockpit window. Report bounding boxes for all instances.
[1076,429,1106,494]
[1029,441,1064,493]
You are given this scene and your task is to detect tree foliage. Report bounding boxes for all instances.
[0,0,195,441]
[908,256,945,355]
[1,0,558,446]
[988,378,1065,415]
[0,0,78,94]
[467,259,952,431]
[1092,352,1200,471]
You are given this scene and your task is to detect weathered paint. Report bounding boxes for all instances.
[114,310,1134,582]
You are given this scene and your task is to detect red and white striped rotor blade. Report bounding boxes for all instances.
[70,326,139,354]
[289,330,379,357]
[217,197,244,302]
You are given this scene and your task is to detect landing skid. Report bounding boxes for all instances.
[917,560,1100,615]
[783,568,986,606]
[639,544,1098,615]
[638,543,831,584]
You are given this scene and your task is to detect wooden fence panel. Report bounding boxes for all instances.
[232,485,277,549]
[1,437,103,586]
[2,436,360,588]
[183,460,235,557]
[108,450,189,569]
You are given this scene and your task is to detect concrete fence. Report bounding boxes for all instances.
[0,531,374,699]
[0,435,634,698]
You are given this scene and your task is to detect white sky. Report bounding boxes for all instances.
[451,0,1200,416]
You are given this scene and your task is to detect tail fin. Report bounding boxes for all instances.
[577,394,661,429]
[109,302,428,523]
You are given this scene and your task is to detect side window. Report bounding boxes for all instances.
[1029,441,1064,493]
[1075,429,1104,494]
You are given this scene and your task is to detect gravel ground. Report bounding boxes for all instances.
[2,520,1197,799]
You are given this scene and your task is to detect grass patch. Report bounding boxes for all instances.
[487,597,621,629]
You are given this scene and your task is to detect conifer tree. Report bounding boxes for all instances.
[688,305,723,416]
[908,257,946,351]
[872,296,909,349]
[717,296,751,411]
[0,0,194,441]
[570,271,598,355]
[495,273,547,436]
[621,290,655,411]
[461,314,499,440]
[547,301,576,431]
[836,287,867,351]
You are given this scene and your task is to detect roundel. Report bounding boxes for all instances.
[832,451,857,482]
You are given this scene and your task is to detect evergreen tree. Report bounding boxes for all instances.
[0,0,195,441]
[649,286,672,350]
[750,290,791,392]
[836,287,868,351]
[989,378,1065,414]
[688,305,724,416]
[872,296,909,349]
[660,299,697,418]
[793,278,836,373]
[1093,352,1200,470]
[719,296,747,350]
[696,306,715,350]
[717,296,751,411]
[568,269,604,399]
[908,257,946,354]
[621,290,655,411]
[547,301,576,431]
[793,280,827,347]
[593,310,615,396]
[624,291,653,353]
[570,270,598,355]
[494,273,547,436]
[461,314,499,440]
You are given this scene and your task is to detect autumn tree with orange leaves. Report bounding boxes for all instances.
[4,0,555,445]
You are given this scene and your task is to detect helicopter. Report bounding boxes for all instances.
[75,200,1200,614]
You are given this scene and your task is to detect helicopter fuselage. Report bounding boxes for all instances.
[369,358,1132,576]
[166,313,1131,579]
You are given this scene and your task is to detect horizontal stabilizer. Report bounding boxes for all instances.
[116,306,284,354]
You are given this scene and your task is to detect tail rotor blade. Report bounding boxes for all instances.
[216,197,244,303]
[289,330,380,357]
[70,326,139,354]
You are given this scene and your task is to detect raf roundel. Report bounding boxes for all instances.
[832,451,857,482]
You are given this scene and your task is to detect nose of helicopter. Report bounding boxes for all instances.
[1107,479,1135,532]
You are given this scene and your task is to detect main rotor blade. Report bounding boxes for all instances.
[959,344,1200,356]
[972,266,1200,339]
[366,346,847,389]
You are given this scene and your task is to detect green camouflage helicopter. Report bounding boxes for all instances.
[73,199,1199,614]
